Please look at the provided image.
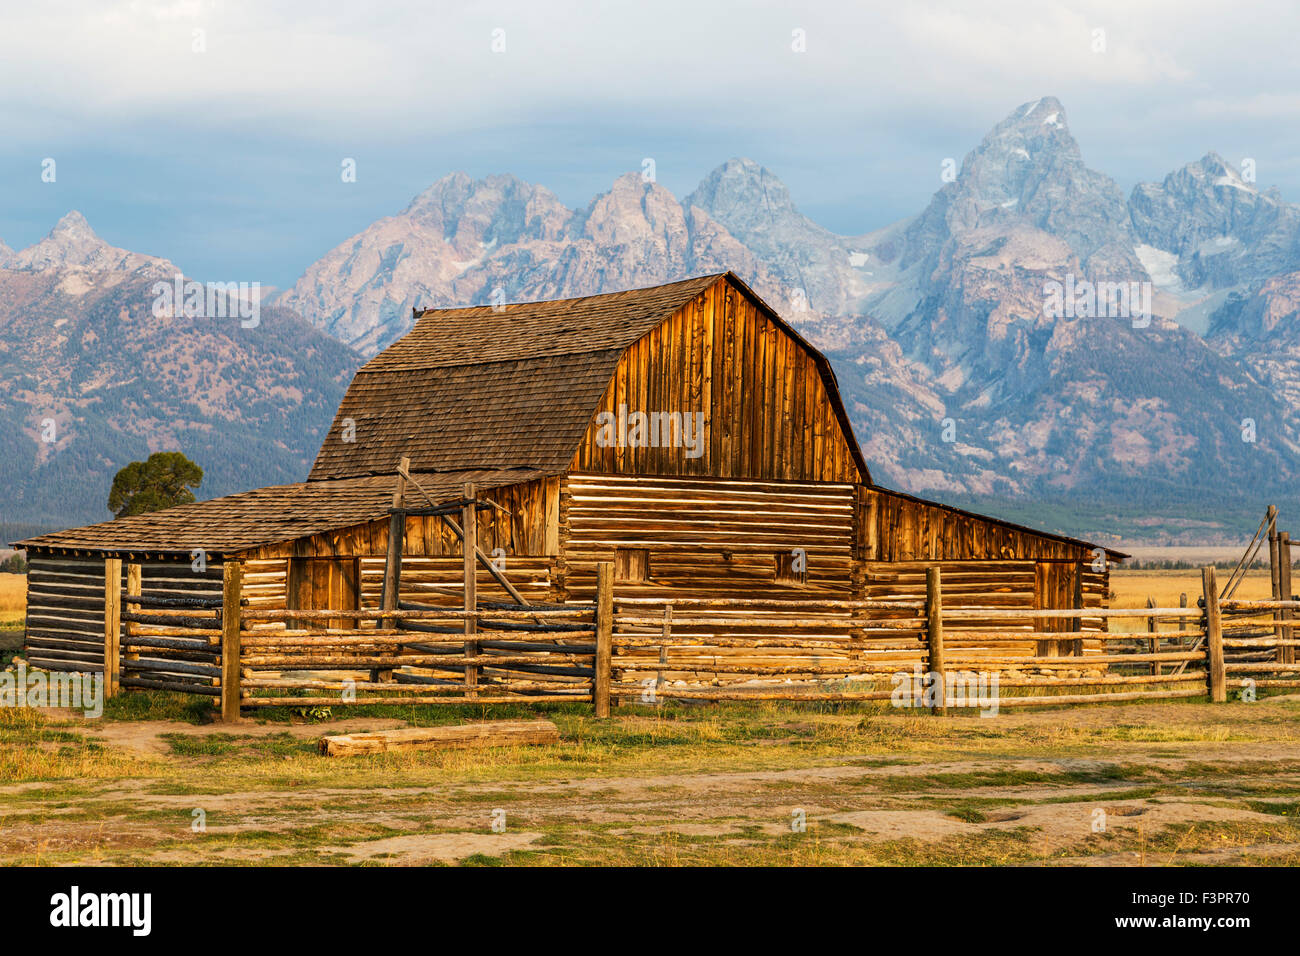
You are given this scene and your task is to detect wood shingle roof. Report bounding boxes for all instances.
[17,468,543,556]
[309,274,724,481]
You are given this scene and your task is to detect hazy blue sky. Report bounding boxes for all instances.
[3,0,1299,289]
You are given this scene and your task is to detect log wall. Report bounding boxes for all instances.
[558,472,856,604]
[25,554,224,672]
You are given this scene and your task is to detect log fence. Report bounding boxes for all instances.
[90,553,1300,719]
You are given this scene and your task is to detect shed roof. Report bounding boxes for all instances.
[16,468,543,557]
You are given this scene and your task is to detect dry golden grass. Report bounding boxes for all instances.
[1109,568,1273,609]
[0,573,24,627]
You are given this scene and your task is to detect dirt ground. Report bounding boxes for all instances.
[2,695,1299,866]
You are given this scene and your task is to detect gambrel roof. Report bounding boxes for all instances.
[308,272,871,482]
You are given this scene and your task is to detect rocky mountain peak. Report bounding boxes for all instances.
[578,173,689,248]
[9,210,175,278]
[685,158,864,316]
[1130,152,1300,290]
[901,97,1141,282]
[402,172,571,248]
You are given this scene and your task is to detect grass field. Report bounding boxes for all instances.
[2,566,1296,867]
[1109,568,1273,609]
[0,573,23,629]
[2,694,1298,865]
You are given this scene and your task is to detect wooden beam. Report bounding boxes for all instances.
[378,456,409,625]
[594,561,614,718]
[375,456,408,683]
[220,560,244,722]
[318,719,561,756]
[103,557,122,699]
[1203,565,1225,703]
[926,566,946,716]
[1146,596,1160,676]
[124,563,142,671]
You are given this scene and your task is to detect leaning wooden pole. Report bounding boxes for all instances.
[594,561,614,718]
[220,560,244,722]
[463,482,479,698]
[925,566,946,715]
[103,557,122,700]
[1202,565,1225,703]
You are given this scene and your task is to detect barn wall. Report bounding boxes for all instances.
[556,472,857,603]
[24,554,225,672]
[570,280,862,483]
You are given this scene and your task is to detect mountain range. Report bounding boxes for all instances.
[6,95,1300,543]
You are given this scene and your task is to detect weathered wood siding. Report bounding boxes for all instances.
[862,488,1098,562]
[571,280,862,483]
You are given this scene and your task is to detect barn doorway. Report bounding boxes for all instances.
[1034,560,1083,656]
[287,557,361,629]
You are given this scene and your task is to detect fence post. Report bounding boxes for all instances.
[594,561,613,718]
[375,455,408,684]
[1146,596,1160,676]
[1280,533,1294,665]
[1269,506,1280,660]
[220,560,244,722]
[925,566,946,715]
[463,482,479,699]
[103,557,122,699]
[1202,566,1225,703]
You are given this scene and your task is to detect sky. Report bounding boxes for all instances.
[3,0,1300,289]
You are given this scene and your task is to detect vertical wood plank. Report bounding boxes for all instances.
[1281,533,1294,665]
[103,557,122,699]
[125,563,141,670]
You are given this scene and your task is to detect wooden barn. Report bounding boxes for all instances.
[16,272,1125,698]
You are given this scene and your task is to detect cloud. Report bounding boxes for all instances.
[3,0,1300,284]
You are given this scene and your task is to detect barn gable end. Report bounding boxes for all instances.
[570,274,864,483]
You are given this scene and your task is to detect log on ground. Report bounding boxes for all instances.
[317,719,562,757]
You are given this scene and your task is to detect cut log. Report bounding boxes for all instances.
[318,719,561,756]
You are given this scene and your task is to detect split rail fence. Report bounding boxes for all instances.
[92,559,1300,720]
